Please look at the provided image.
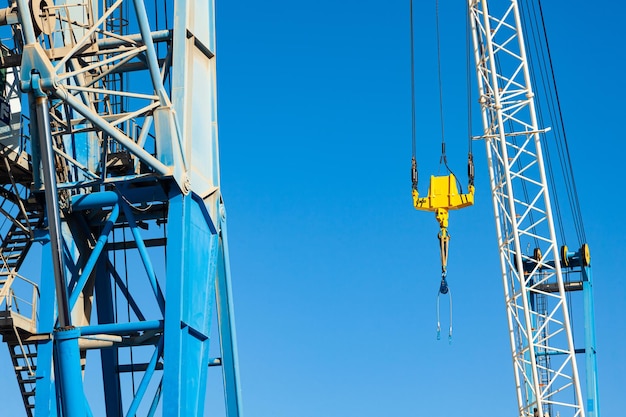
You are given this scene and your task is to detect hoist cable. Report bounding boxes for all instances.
[410,0,416,160]
[465,0,473,153]
[410,0,418,191]
[521,0,587,247]
[528,0,582,339]
[536,0,587,245]
[519,0,567,245]
[434,0,448,165]
[465,0,475,187]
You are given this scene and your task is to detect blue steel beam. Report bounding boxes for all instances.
[126,338,165,417]
[33,85,72,328]
[54,328,87,417]
[95,258,123,417]
[582,263,600,417]
[34,239,59,417]
[163,191,219,416]
[68,203,119,309]
[216,205,244,417]
[120,202,166,313]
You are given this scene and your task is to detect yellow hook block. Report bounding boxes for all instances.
[412,174,474,229]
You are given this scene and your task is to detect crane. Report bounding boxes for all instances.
[0,0,243,416]
[412,1,600,417]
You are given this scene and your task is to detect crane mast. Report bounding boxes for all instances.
[0,0,243,416]
[468,1,592,416]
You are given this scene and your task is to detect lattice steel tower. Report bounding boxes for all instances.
[468,1,598,416]
[0,0,243,416]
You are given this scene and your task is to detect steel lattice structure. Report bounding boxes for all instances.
[468,1,592,416]
[0,0,243,416]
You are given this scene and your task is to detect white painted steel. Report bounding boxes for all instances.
[468,1,584,416]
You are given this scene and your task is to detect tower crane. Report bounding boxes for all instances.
[412,1,600,417]
[0,0,243,416]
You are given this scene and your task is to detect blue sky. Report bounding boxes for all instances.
[1,0,624,416]
[214,0,625,416]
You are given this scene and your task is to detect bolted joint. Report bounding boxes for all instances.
[20,43,57,94]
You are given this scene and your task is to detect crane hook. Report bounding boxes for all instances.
[436,277,453,344]
[436,219,453,343]
[413,175,473,344]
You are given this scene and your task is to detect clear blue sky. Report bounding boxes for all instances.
[1,1,624,416]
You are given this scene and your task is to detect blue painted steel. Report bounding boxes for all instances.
[33,89,72,328]
[52,88,171,176]
[14,0,36,44]
[120,202,166,313]
[107,260,147,321]
[216,206,244,417]
[71,191,119,209]
[80,320,164,336]
[147,377,164,417]
[582,263,600,417]
[54,328,87,417]
[131,0,169,105]
[68,203,119,309]
[97,30,171,49]
[34,241,59,417]
[94,258,123,417]
[126,338,165,417]
[163,191,219,416]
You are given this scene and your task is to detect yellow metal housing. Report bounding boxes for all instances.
[413,174,474,230]
[413,174,474,211]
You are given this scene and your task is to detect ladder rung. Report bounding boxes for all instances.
[11,352,37,358]
[4,243,25,249]
[15,365,37,372]
[5,236,29,242]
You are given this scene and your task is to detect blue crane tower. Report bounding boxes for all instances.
[0,0,243,416]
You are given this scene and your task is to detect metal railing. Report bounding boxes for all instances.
[1,272,39,329]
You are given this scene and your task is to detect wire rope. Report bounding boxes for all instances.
[520,0,587,247]
[410,0,416,160]
[435,0,446,150]
[466,1,473,153]
[535,0,587,245]
[410,0,419,193]
[519,0,567,245]
[465,0,475,188]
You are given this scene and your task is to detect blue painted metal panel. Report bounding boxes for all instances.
[216,208,244,417]
[163,191,218,416]
[582,264,600,417]
[34,239,58,417]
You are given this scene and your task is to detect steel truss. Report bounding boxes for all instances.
[468,1,585,416]
[0,0,243,416]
